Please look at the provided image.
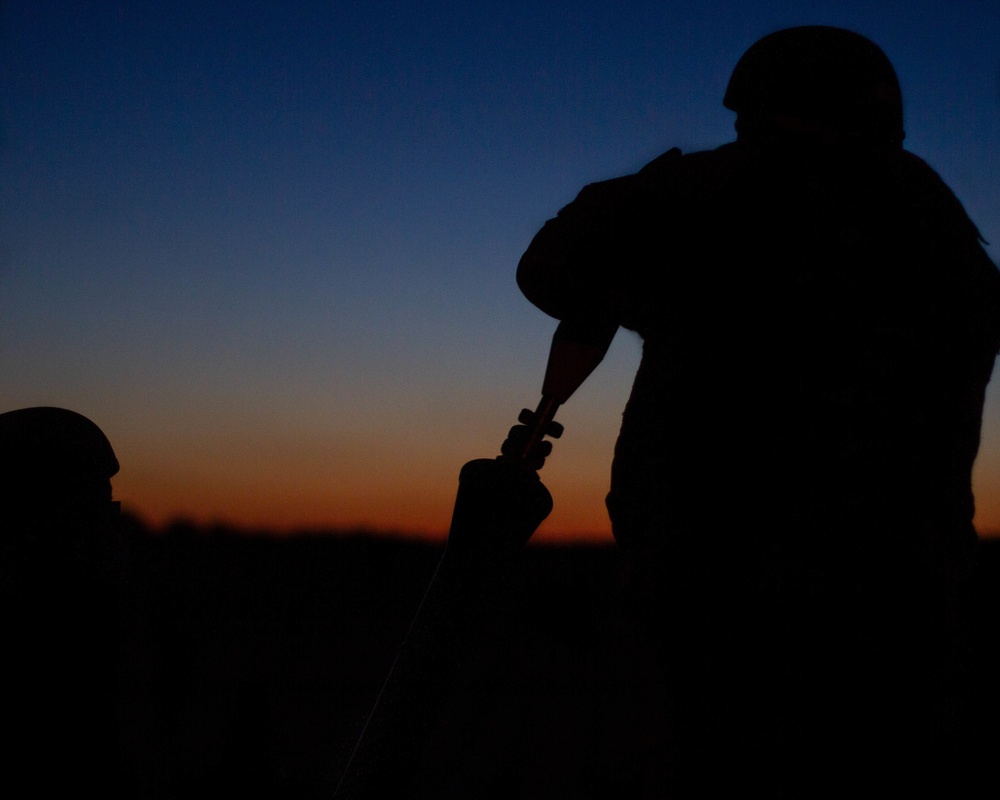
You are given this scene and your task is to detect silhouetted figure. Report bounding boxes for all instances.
[0,407,124,795]
[518,27,1000,796]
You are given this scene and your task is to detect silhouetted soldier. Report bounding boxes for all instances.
[518,26,1000,797]
[0,407,124,795]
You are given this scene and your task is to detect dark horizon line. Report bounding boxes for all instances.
[118,508,618,545]
[117,508,1000,543]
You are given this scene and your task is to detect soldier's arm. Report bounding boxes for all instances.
[516,148,682,327]
[516,176,637,324]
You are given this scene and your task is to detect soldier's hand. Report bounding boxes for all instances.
[499,425,553,471]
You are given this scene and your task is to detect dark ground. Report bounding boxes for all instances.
[112,517,1000,798]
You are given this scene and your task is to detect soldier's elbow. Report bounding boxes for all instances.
[516,241,569,320]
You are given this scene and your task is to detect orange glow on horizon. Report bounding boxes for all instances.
[110,384,1000,544]
[115,464,1000,543]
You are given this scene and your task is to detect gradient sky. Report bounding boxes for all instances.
[2,1,999,543]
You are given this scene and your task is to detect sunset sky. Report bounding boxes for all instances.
[3,1,999,543]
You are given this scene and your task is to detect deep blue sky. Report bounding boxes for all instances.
[2,1,999,539]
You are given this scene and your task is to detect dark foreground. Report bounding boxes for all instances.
[104,520,1000,796]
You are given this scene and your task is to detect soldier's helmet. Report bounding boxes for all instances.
[723,26,904,147]
[0,406,120,523]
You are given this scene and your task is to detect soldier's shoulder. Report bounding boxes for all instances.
[637,146,683,175]
[637,143,740,176]
[897,152,1000,331]
[895,150,956,196]
[570,144,734,203]
[630,144,744,208]
[894,151,987,244]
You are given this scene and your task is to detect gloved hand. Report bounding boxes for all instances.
[499,424,553,471]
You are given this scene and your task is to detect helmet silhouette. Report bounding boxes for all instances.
[0,406,119,512]
[723,26,904,146]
